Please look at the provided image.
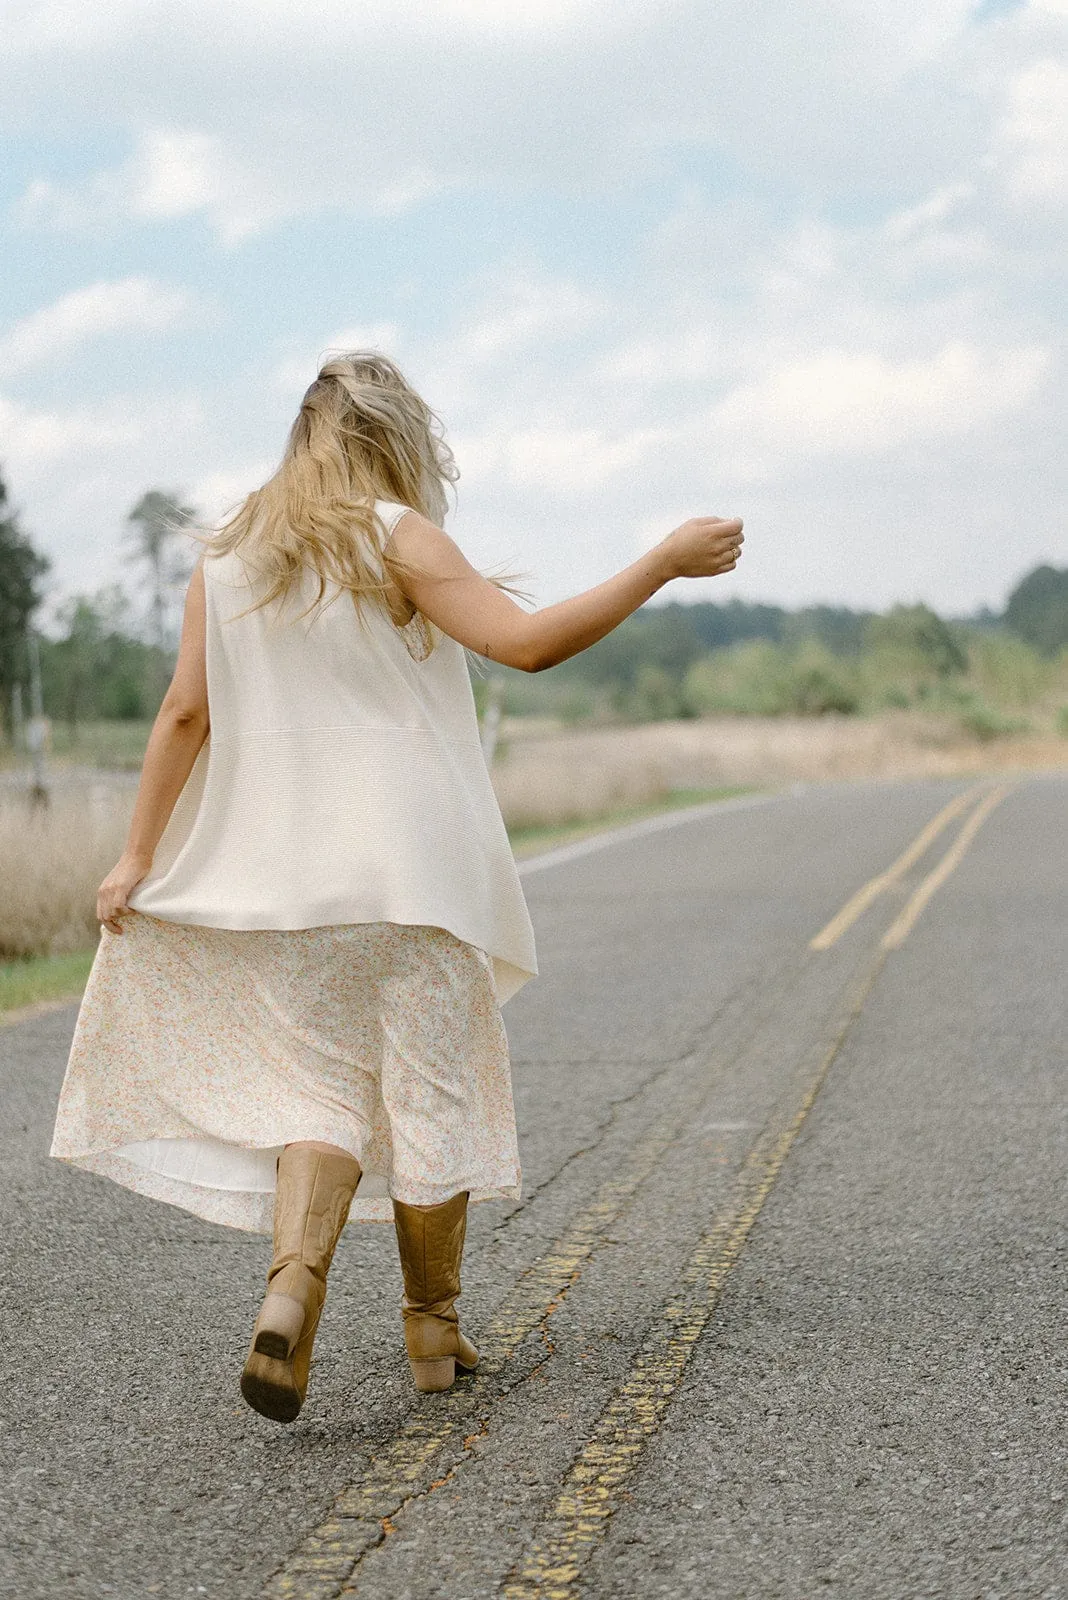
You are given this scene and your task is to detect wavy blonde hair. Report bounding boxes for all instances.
[192,351,463,651]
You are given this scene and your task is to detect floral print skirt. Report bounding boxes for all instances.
[49,910,522,1233]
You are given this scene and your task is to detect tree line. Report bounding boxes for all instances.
[495,571,1068,731]
[1,470,196,743]
[1,461,1066,746]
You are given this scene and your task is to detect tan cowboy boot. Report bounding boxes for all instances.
[392,1190,479,1393]
[240,1144,362,1423]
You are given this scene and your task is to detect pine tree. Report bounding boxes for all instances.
[0,467,52,744]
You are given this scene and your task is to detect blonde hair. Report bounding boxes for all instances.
[192,351,461,652]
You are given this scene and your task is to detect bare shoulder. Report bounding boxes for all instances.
[385,510,473,581]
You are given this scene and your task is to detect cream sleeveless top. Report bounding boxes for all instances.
[127,501,537,1004]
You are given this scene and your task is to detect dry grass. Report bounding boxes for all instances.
[0,778,135,961]
[1,708,1064,964]
[490,709,1068,827]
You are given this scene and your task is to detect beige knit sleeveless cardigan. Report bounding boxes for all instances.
[127,501,537,1003]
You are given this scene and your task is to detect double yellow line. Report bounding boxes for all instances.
[810,779,1015,953]
[501,780,1020,1596]
[502,958,885,1600]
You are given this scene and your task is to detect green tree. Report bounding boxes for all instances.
[962,628,1049,707]
[782,605,874,656]
[48,593,109,736]
[863,603,968,682]
[123,489,198,699]
[782,640,861,715]
[39,584,162,731]
[683,640,793,717]
[622,663,685,722]
[685,597,789,652]
[0,467,52,743]
[1003,564,1068,658]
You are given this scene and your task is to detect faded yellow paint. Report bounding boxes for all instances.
[881,783,1013,949]
[265,780,1016,1600]
[262,1096,722,1599]
[809,781,989,950]
[501,955,887,1600]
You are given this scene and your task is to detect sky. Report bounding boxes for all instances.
[1,0,1065,637]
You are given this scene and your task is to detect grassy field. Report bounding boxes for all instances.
[0,950,99,1022]
[490,707,1068,825]
[2,699,1065,1020]
[0,719,157,773]
[0,784,758,1020]
[507,785,756,855]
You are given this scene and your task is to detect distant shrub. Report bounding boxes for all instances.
[558,687,599,724]
[956,697,1031,742]
[782,643,860,715]
[964,629,1049,706]
[683,641,792,716]
[1056,706,1068,737]
[864,603,968,679]
[622,664,686,722]
[682,638,859,718]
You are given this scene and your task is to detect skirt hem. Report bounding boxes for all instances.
[52,1146,523,1233]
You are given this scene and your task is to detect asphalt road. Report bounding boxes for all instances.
[1,770,1064,1600]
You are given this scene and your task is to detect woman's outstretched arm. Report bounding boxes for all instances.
[386,512,744,672]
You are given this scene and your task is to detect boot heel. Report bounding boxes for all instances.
[240,1147,362,1424]
[252,1292,306,1359]
[409,1356,456,1393]
[240,1354,302,1424]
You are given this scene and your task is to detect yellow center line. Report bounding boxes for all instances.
[500,952,888,1600]
[262,1097,732,1599]
[502,781,1019,1597]
[263,963,817,1598]
[881,783,1014,950]
[265,782,1016,1599]
[809,781,991,951]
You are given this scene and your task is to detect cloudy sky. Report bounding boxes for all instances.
[2,0,1065,634]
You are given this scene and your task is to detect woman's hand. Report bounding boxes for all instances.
[656,516,744,580]
[97,852,152,935]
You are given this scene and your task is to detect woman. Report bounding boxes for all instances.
[49,351,743,1424]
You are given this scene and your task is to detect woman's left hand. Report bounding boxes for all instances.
[97,853,152,935]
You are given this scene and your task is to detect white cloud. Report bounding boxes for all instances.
[0,384,209,610]
[2,1,1065,617]
[881,182,977,242]
[993,58,1068,204]
[0,389,204,469]
[0,391,144,462]
[270,323,405,396]
[190,466,275,524]
[2,0,1003,243]
[502,423,671,491]
[129,130,223,220]
[0,277,197,378]
[15,130,295,245]
[14,126,454,244]
[425,274,608,407]
[596,328,728,386]
[707,341,1051,461]
[3,0,612,53]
